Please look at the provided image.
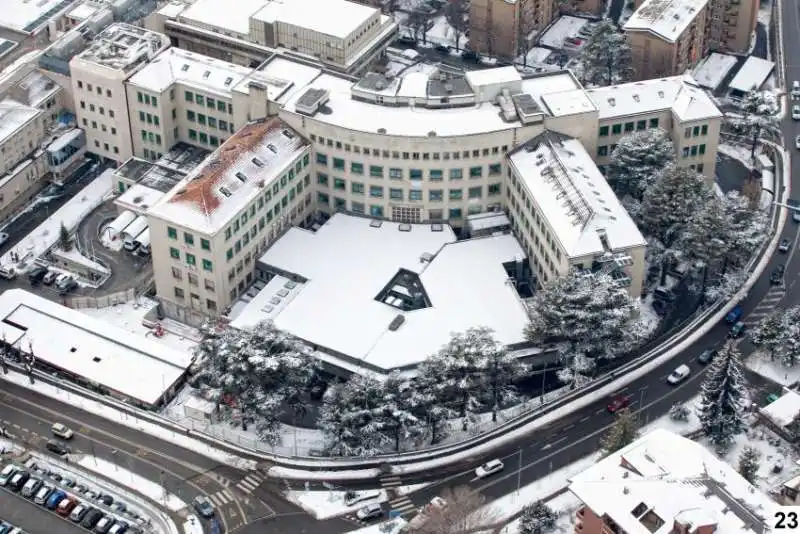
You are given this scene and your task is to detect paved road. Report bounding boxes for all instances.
[0,483,86,534]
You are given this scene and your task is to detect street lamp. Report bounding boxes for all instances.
[516,448,523,494]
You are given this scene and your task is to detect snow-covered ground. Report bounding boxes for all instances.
[0,169,112,274]
[719,142,756,169]
[347,517,408,534]
[425,15,465,49]
[500,491,582,534]
[520,47,553,66]
[80,297,198,354]
[76,456,186,513]
[538,16,588,49]
[285,488,388,519]
[183,517,203,534]
[745,350,800,386]
[395,482,431,496]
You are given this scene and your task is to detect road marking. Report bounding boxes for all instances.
[541,436,567,450]
[236,473,264,494]
[380,476,402,488]
[207,490,233,506]
[579,416,590,423]
[563,424,574,430]
[388,496,416,513]
[595,408,605,414]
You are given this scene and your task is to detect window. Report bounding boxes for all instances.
[210,136,219,147]
[351,162,364,174]
[152,96,158,106]
[187,273,198,286]
[430,169,443,181]
[333,158,345,170]
[682,147,690,158]
[468,186,483,199]
[109,110,114,118]
[429,189,443,202]
[697,163,704,173]
[195,94,204,105]
[636,120,646,130]
[690,145,698,156]
[207,299,217,312]
[317,192,330,205]
[207,97,215,109]
[449,208,462,219]
[369,185,383,198]
[171,267,182,280]
[169,247,180,259]
[649,118,659,128]
[370,165,383,178]
[693,126,700,136]
[317,173,329,186]
[409,190,422,201]
[410,169,423,180]
[469,166,483,178]
[187,110,195,121]
[188,129,198,141]
[199,132,208,144]
[599,125,609,136]
[174,287,184,299]
[449,188,463,200]
[137,92,143,103]
[684,127,692,138]
[334,178,346,190]
[334,197,346,210]
[186,253,196,266]
[352,182,364,194]
[488,183,501,196]
[226,248,233,261]
[185,91,193,102]
[316,153,328,165]
[370,205,384,217]
[202,259,213,272]
[217,100,226,112]
[198,114,206,126]
[139,111,145,122]
[699,144,706,155]
[389,168,403,180]
[597,145,608,157]
[611,124,622,135]
[390,188,403,200]
[200,238,210,250]
[208,117,217,128]
[701,125,708,135]
[167,227,177,239]
[624,122,634,132]
[219,120,228,132]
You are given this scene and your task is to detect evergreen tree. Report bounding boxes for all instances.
[377,373,423,452]
[577,20,634,87]
[601,407,639,456]
[607,128,675,201]
[679,195,729,267]
[669,403,689,422]
[726,89,780,157]
[407,369,454,445]
[737,446,760,484]
[697,342,747,451]
[722,191,768,269]
[59,222,72,251]
[482,329,528,421]
[640,166,711,247]
[782,306,800,367]
[749,310,788,361]
[518,501,558,534]
[785,412,800,441]
[705,269,748,303]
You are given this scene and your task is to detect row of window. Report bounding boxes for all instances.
[142,148,164,161]
[681,144,707,158]
[316,194,484,220]
[76,80,112,98]
[172,286,217,313]
[599,118,660,137]
[186,110,233,133]
[79,101,116,118]
[507,172,564,264]
[315,154,502,180]
[310,133,510,161]
[168,248,214,272]
[81,118,117,136]
[138,111,161,127]
[91,139,120,154]
[684,125,709,138]
[141,129,163,146]
[187,129,222,148]
[136,91,159,107]
[184,91,233,115]
[316,173,501,200]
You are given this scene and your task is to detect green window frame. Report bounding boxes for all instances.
[599,125,609,137]
[137,92,143,103]
[699,144,706,155]
[184,91,193,102]
[167,227,177,239]
[469,166,483,178]
[169,247,180,259]
[317,173,329,186]
[316,153,328,165]
[333,178,346,190]
[701,125,708,135]
[369,185,383,198]
[185,253,196,266]
[352,182,364,194]
[351,162,364,174]
[200,238,211,251]
[195,94,204,105]
[409,169,423,180]
[217,101,226,112]
[389,188,403,200]
[202,259,213,272]
[611,124,622,135]
[429,169,443,181]
[488,164,502,176]
[449,168,463,180]
[226,249,233,261]
[649,118,659,128]
[636,120,646,130]
[449,189,462,200]
[333,158,345,170]
[369,165,383,178]
[624,122,634,132]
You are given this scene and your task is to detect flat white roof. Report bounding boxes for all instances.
[157,1,188,18]
[127,47,253,97]
[0,0,76,33]
[148,118,307,234]
[570,429,777,534]
[692,53,738,90]
[234,56,322,103]
[179,0,265,35]
[73,23,170,73]
[624,0,708,43]
[232,214,530,372]
[586,74,722,122]
[47,128,83,153]
[67,2,98,21]
[509,132,646,258]
[0,99,40,146]
[252,0,377,40]
[465,66,521,88]
[115,183,166,214]
[759,389,800,428]
[0,289,191,406]
[729,56,775,93]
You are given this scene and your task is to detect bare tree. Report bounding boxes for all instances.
[415,486,499,533]
[407,9,434,44]
[444,0,469,50]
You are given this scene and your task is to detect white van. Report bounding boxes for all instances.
[0,265,16,280]
[792,80,800,98]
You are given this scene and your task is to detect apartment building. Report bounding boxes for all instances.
[145,0,397,75]
[0,100,48,222]
[507,132,646,297]
[586,75,722,179]
[624,0,709,80]
[146,117,313,324]
[69,23,170,163]
[570,429,776,534]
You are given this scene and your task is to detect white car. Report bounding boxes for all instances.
[345,490,381,506]
[793,80,800,98]
[54,273,74,288]
[356,502,383,521]
[792,104,800,120]
[475,459,504,478]
[667,364,691,385]
[795,135,800,149]
[51,422,73,440]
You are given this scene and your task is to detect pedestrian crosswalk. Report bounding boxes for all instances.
[387,495,416,514]
[206,489,235,507]
[236,473,265,494]
[379,475,402,488]
[747,286,785,321]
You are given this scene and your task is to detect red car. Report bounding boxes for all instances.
[607,395,632,413]
[56,496,77,516]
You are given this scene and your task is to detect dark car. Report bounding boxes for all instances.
[607,394,632,413]
[729,321,746,338]
[697,349,717,365]
[770,264,785,285]
[45,440,69,456]
[396,36,416,48]
[779,238,791,253]
[58,278,79,296]
[27,266,48,285]
[81,509,104,529]
[97,493,114,506]
[434,44,449,53]
[193,496,216,518]
[461,50,480,62]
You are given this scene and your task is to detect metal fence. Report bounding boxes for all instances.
[66,288,138,309]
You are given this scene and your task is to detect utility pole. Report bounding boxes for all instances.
[516,448,522,494]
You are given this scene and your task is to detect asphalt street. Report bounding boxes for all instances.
[0,484,85,534]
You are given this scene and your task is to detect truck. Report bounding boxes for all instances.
[407,496,447,530]
[725,304,743,324]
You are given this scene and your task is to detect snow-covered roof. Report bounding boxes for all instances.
[127,47,253,97]
[538,15,589,49]
[231,214,530,373]
[47,128,83,153]
[465,66,521,88]
[0,99,40,146]
[251,0,377,40]
[586,74,722,122]
[67,2,98,21]
[759,389,800,428]
[623,0,708,43]
[0,289,191,407]
[115,183,167,214]
[0,0,76,33]
[157,1,187,18]
[728,57,775,94]
[570,429,777,534]
[508,132,646,258]
[147,118,308,235]
[15,71,61,108]
[178,0,264,34]
[233,56,322,104]
[692,53,738,91]
[73,23,169,73]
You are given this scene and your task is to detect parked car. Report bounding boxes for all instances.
[193,496,215,518]
[33,484,52,505]
[461,50,480,62]
[652,287,676,302]
[57,497,78,516]
[474,459,504,478]
[46,489,67,510]
[54,273,73,288]
[94,515,114,534]
[97,493,114,506]
[793,104,800,120]
[42,270,57,285]
[69,503,90,522]
[779,238,791,253]
[793,80,800,98]
[8,471,29,491]
[356,502,383,521]
[0,232,8,247]
[667,364,691,385]
[0,464,17,486]
[344,490,381,507]
[45,440,69,455]
[108,521,129,534]
[27,266,48,285]
[725,304,743,324]
[51,422,74,440]
[697,349,717,365]
[0,524,10,534]
[794,211,800,223]
[607,394,632,413]
[81,509,104,529]
[395,36,416,48]
[729,321,746,338]
[434,44,449,53]
[58,278,78,295]
[770,264,786,285]
[796,135,800,150]
[21,477,43,498]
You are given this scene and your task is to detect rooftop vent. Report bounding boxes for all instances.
[420,251,435,263]
[398,223,412,232]
[658,90,665,98]
[267,143,277,153]
[428,131,437,137]
[443,83,454,93]
[277,288,290,297]
[377,127,387,134]
[296,88,330,116]
[284,281,297,289]
[633,94,640,102]
[388,314,406,331]
[282,129,295,139]
[180,63,189,71]
[607,97,616,106]
[524,144,535,152]
[270,296,281,305]
[430,223,443,232]
[203,70,210,79]
[370,219,383,228]
[219,186,232,198]
[252,157,264,167]
[92,356,101,362]
[224,77,233,86]
[235,172,247,183]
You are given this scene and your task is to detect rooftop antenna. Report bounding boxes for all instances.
[200,187,211,220]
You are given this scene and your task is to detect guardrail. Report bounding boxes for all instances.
[0,147,788,474]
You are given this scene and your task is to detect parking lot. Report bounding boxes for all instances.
[0,485,85,534]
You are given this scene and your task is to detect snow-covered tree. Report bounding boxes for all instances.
[377,373,423,451]
[782,306,800,367]
[59,222,72,251]
[525,271,647,366]
[406,9,433,44]
[722,191,768,268]
[607,128,675,201]
[601,407,639,455]
[749,310,788,361]
[318,373,391,457]
[726,89,781,157]
[737,446,760,483]
[679,195,729,267]
[192,320,315,444]
[785,412,800,441]
[578,20,634,87]
[705,269,748,303]
[669,402,690,422]
[697,341,747,451]
[482,331,528,421]
[443,0,468,50]
[640,166,712,247]
[408,369,455,445]
[518,501,558,534]
[415,486,498,534]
